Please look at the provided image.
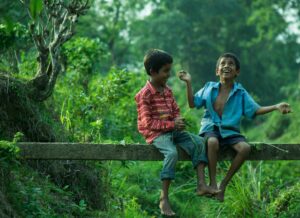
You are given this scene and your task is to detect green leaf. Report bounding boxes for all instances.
[29,0,43,20]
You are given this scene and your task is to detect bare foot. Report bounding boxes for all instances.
[209,183,218,190]
[196,184,221,196]
[215,185,226,202]
[159,198,176,216]
[209,184,219,193]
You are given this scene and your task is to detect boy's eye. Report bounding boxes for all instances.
[220,62,234,66]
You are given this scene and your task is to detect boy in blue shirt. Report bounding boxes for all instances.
[179,52,291,201]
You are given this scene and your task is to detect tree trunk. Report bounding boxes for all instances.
[0,1,108,215]
[0,73,57,141]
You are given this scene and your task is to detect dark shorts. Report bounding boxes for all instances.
[201,126,246,147]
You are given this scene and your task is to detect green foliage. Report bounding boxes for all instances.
[76,0,149,67]
[1,0,299,217]
[280,84,300,101]
[268,183,300,218]
[124,197,154,218]
[62,37,105,75]
[0,1,28,25]
[0,132,23,165]
[0,22,30,73]
[55,37,146,142]
[265,113,291,140]
[108,161,162,217]
[219,162,266,217]
[29,0,43,20]
[130,0,300,104]
[246,94,300,143]
[0,133,93,217]
[0,24,19,51]
[57,67,145,142]
[17,50,38,79]
[6,165,90,217]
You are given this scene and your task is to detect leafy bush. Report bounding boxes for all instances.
[265,113,290,140]
[0,132,23,166]
[268,182,300,218]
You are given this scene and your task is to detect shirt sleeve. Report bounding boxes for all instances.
[171,92,180,118]
[193,83,208,109]
[242,90,261,119]
[136,94,175,131]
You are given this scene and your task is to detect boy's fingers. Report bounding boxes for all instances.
[179,122,185,126]
[283,103,290,109]
[179,121,186,126]
[282,108,292,114]
[178,71,187,75]
[178,72,185,78]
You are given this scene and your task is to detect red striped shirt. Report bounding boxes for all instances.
[135,81,180,143]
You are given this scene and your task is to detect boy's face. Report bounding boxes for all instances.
[216,57,239,81]
[150,63,172,86]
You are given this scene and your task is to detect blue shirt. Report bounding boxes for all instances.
[194,81,261,138]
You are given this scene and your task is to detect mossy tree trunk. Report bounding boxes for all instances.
[1,1,108,215]
[0,0,89,141]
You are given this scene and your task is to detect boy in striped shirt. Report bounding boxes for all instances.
[135,49,218,216]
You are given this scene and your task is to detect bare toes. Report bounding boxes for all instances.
[159,198,176,216]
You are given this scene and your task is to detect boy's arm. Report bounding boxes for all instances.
[171,95,181,118]
[137,96,185,131]
[255,102,291,115]
[170,93,186,131]
[178,71,195,108]
[171,100,185,131]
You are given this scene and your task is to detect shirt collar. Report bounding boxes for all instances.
[213,81,243,93]
[146,80,171,95]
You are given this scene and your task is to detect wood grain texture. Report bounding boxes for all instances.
[17,143,300,160]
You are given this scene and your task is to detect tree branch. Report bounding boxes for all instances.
[27,0,89,101]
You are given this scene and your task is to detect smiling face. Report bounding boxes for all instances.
[150,63,172,87]
[216,57,240,81]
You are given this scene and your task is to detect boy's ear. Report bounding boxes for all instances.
[150,68,158,75]
[234,69,240,78]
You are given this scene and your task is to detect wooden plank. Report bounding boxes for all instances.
[17,142,300,160]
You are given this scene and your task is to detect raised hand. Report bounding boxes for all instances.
[276,102,292,114]
[178,70,191,83]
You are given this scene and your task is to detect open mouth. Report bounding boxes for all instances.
[221,68,231,74]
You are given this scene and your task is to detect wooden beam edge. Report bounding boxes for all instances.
[17,143,300,160]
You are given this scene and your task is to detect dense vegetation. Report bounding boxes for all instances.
[0,0,299,217]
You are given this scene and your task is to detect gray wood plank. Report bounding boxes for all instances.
[17,142,300,160]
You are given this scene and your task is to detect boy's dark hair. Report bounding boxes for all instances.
[216,53,240,70]
[143,49,173,75]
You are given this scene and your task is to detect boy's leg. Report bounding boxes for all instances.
[195,162,219,195]
[160,179,175,216]
[152,133,178,216]
[217,141,251,202]
[173,131,219,195]
[207,137,220,189]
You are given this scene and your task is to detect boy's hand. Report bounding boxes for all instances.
[174,117,186,131]
[276,102,291,114]
[178,70,191,83]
